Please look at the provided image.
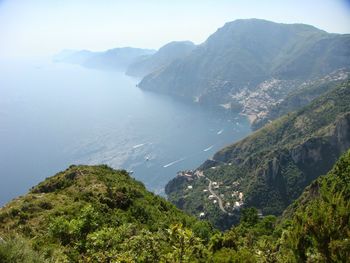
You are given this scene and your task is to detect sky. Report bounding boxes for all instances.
[0,0,350,58]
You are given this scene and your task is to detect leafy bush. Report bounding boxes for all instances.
[0,236,45,263]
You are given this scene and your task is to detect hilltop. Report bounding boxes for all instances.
[1,151,349,262]
[0,165,213,262]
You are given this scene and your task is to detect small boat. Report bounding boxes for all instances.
[217,129,224,135]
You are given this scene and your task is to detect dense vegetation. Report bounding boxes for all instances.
[1,150,350,262]
[0,165,214,262]
[166,80,350,229]
[210,150,350,261]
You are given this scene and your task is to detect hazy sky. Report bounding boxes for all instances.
[0,0,350,58]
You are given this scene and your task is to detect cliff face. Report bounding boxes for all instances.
[274,149,350,262]
[165,81,350,229]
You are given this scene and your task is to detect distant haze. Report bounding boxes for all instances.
[0,0,350,58]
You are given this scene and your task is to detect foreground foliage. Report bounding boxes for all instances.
[0,165,213,262]
[1,149,349,262]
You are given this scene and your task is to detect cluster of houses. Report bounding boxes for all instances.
[206,180,244,211]
[178,169,204,180]
[181,172,246,218]
[230,181,244,210]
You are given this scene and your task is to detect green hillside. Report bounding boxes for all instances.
[209,149,350,262]
[166,80,350,229]
[0,165,214,262]
[1,151,349,262]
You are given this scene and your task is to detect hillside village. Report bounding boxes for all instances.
[176,169,245,218]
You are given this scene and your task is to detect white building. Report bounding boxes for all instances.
[234,201,241,208]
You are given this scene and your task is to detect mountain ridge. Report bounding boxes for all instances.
[138,19,350,124]
[54,47,156,71]
[126,41,196,78]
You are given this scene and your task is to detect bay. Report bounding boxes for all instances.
[0,58,251,205]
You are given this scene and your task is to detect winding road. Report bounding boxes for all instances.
[206,177,228,214]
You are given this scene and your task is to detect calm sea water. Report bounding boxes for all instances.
[0,58,251,205]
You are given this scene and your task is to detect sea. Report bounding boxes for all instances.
[0,58,251,205]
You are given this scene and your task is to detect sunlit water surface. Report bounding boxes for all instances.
[0,59,251,205]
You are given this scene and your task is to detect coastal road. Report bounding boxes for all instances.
[206,177,228,214]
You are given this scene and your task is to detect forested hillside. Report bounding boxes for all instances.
[1,150,349,262]
[166,80,350,229]
[0,165,213,262]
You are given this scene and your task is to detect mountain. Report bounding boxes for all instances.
[165,80,350,230]
[0,165,214,262]
[138,19,350,120]
[209,149,350,262]
[54,49,96,64]
[83,47,156,71]
[126,41,196,78]
[1,152,349,262]
[54,47,156,71]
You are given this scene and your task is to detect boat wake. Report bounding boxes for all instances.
[132,143,146,149]
[163,158,185,168]
[203,145,214,152]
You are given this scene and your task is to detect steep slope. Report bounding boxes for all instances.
[274,149,350,262]
[166,80,350,229]
[139,19,350,114]
[0,165,214,262]
[126,41,196,78]
[210,150,350,262]
[252,69,349,129]
[2,152,348,262]
[54,47,155,71]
